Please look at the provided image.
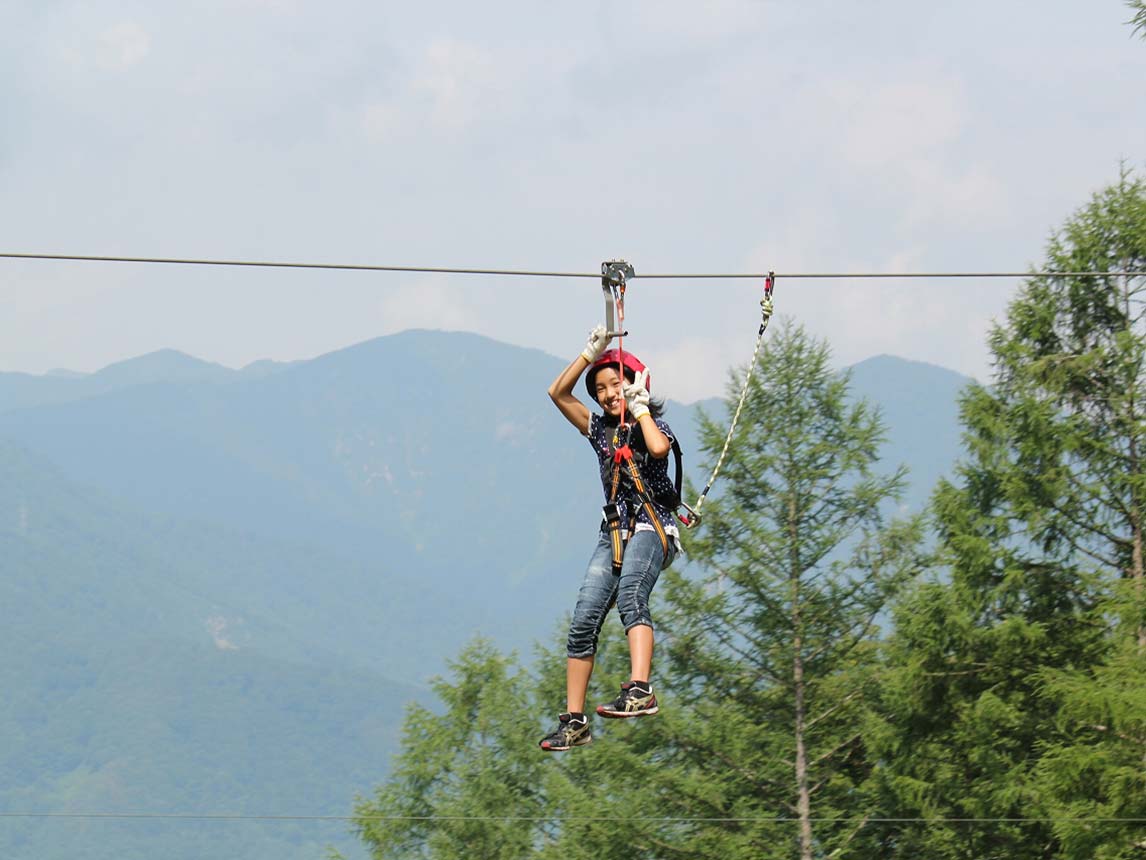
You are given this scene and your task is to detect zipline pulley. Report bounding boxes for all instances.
[601,260,633,339]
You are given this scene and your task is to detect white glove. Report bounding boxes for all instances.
[623,369,651,421]
[580,324,612,363]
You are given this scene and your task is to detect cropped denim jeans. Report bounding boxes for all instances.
[566,529,676,658]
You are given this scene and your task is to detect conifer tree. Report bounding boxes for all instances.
[871,170,1146,859]
[352,640,545,860]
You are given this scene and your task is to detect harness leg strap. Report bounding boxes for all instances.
[603,502,626,574]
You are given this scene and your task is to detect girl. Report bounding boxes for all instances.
[539,324,681,752]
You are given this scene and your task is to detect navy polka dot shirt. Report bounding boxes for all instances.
[587,413,682,547]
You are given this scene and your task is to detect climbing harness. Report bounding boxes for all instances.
[680,271,776,529]
[602,422,673,573]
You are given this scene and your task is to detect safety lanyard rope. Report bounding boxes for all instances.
[684,272,776,527]
[616,287,628,429]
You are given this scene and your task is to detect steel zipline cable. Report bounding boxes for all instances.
[0,252,1143,280]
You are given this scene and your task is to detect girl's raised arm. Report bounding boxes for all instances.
[547,325,611,436]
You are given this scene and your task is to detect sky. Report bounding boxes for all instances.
[1,0,1144,402]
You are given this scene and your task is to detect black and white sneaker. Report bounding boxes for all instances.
[596,681,659,718]
[539,713,592,752]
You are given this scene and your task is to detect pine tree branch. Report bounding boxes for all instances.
[1041,491,1128,557]
[806,604,882,666]
[1089,724,1146,746]
[810,732,863,769]
[1041,507,1126,569]
[825,815,871,859]
[646,832,716,857]
[1090,467,1136,522]
[921,664,989,678]
[670,736,797,809]
[708,620,785,685]
[804,690,863,732]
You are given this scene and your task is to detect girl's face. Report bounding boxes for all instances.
[594,367,625,417]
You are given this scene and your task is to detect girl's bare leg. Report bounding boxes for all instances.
[627,624,653,683]
[566,656,594,713]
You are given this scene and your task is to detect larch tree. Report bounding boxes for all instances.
[871,170,1146,859]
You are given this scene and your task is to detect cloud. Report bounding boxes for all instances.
[902,161,1012,229]
[358,37,508,140]
[816,72,1011,232]
[828,77,967,169]
[626,0,764,42]
[414,38,500,128]
[375,276,494,335]
[643,334,758,405]
[95,21,152,71]
[360,102,400,142]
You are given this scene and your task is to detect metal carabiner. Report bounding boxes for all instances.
[677,499,702,530]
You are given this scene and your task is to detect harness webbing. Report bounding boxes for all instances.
[604,425,671,574]
[622,454,670,556]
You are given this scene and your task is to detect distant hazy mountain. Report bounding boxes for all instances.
[0,440,428,860]
[846,353,969,513]
[0,350,236,414]
[0,331,972,860]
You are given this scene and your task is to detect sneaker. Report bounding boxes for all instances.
[539,713,592,752]
[596,681,659,718]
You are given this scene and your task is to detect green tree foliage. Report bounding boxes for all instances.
[872,171,1146,859]
[1129,1,1146,39]
[352,640,547,860]
[1035,583,1146,860]
[589,323,922,860]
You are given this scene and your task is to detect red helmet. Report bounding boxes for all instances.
[585,349,651,399]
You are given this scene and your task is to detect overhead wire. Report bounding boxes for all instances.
[0,252,1142,280]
